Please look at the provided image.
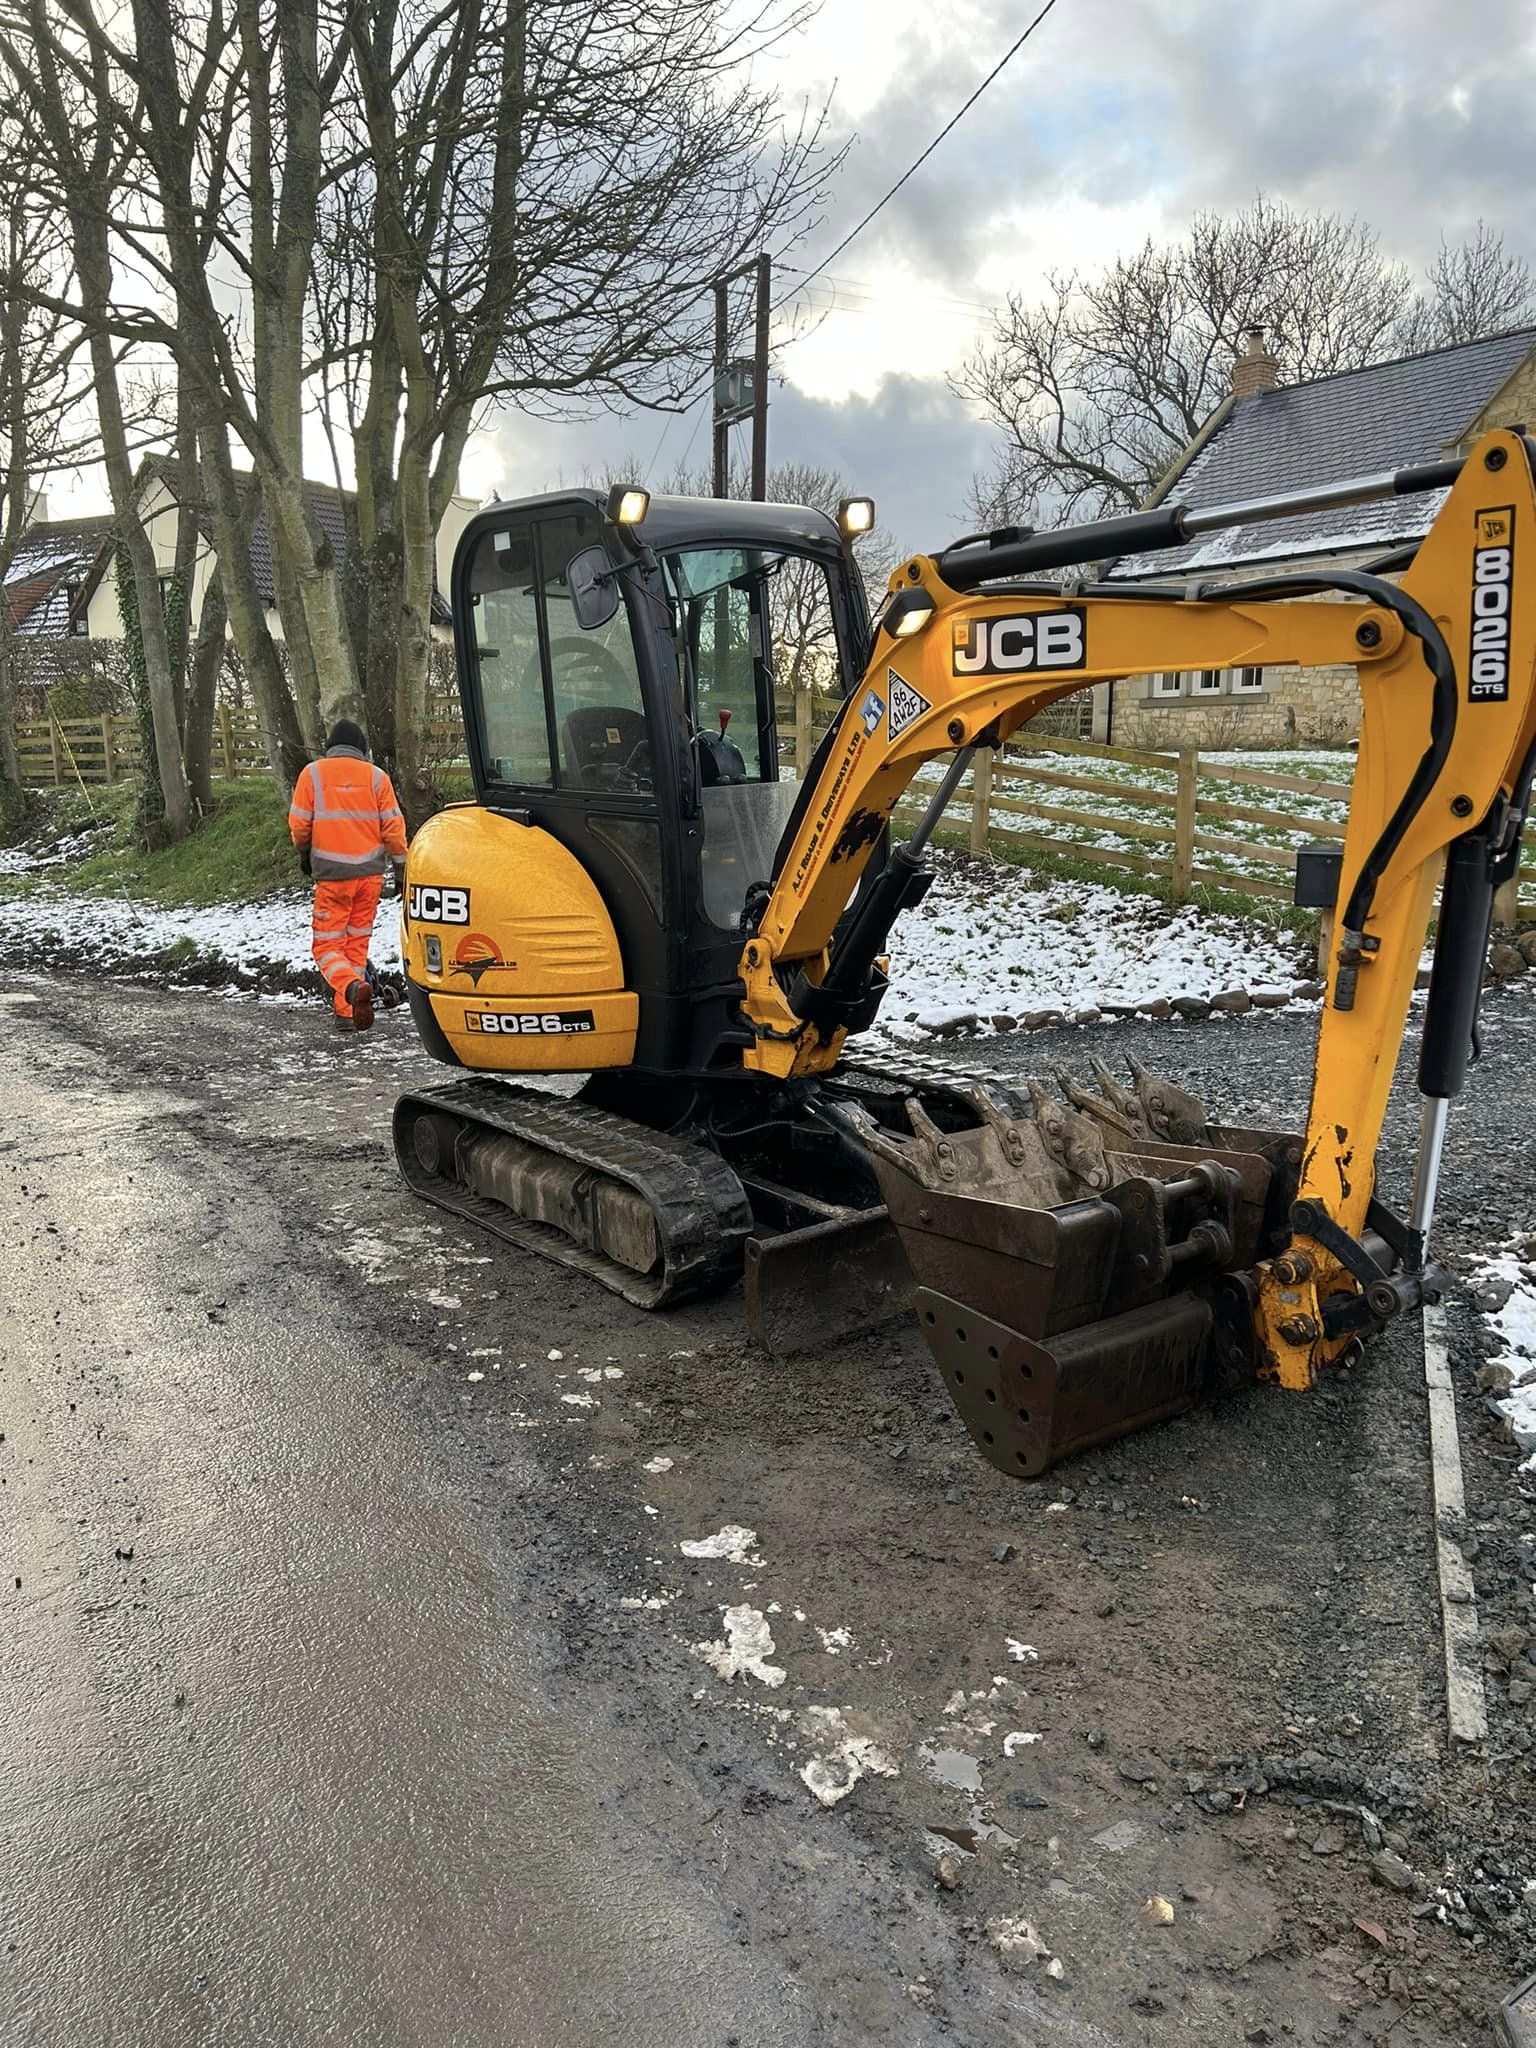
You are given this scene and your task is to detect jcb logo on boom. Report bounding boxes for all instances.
[952,609,1087,677]
[407,884,471,924]
[1470,507,1515,704]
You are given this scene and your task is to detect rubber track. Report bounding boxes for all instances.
[393,1080,753,1309]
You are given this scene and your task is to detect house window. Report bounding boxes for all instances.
[1231,666,1265,694]
[65,583,88,636]
[1150,672,1184,698]
[1190,669,1225,696]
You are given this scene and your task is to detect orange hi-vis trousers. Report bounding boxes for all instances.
[312,875,384,1017]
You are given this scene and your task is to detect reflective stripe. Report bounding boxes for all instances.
[311,846,387,867]
[344,925,375,937]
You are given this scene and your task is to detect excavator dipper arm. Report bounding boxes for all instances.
[739,429,1536,1389]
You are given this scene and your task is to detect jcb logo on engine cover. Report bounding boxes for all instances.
[953,610,1087,676]
[407,884,471,924]
[465,1009,594,1035]
[1470,508,1515,704]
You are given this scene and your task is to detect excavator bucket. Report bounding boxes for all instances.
[847,1065,1305,1477]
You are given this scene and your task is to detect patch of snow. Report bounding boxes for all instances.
[642,1455,674,1474]
[797,1704,898,1807]
[692,1605,786,1688]
[679,1524,761,1565]
[876,850,1300,1037]
[1468,1246,1536,1463]
[0,874,404,978]
[1005,1639,1039,1663]
[465,1371,484,1383]
[424,1289,461,1310]
[560,1391,598,1410]
[1003,1731,1043,1755]
[816,1626,853,1655]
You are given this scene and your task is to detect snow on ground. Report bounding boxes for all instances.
[880,849,1301,1031]
[0,838,1301,1023]
[1470,1243,1536,1468]
[0,867,403,979]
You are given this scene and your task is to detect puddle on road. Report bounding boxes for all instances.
[918,1742,1018,1854]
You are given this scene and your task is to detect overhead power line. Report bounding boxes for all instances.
[773,0,1064,311]
[645,0,1063,476]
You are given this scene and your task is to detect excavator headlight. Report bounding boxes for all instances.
[606,483,650,528]
[838,496,875,539]
[882,588,936,639]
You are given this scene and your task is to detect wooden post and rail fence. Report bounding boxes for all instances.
[13,707,1536,925]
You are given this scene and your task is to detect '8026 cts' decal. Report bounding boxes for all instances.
[465,1009,595,1035]
[1470,506,1515,704]
[952,608,1088,676]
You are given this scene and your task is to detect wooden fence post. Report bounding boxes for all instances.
[969,747,994,854]
[48,718,62,784]
[219,704,236,780]
[99,714,115,784]
[1171,748,1197,901]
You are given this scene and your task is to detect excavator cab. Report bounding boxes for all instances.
[406,492,873,1081]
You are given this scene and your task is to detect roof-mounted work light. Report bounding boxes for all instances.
[837,496,875,539]
[606,483,650,528]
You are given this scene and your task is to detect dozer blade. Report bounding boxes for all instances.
[853,1064,1300,1478]
[743,1209,915,1357]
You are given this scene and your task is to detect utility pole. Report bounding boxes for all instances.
[711,254,772,500]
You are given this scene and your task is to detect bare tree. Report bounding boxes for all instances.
[319,0,838,816]
[1395,223,1536,352]
[954,197,1419,525]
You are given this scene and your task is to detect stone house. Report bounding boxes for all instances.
[1100,323,1536,749]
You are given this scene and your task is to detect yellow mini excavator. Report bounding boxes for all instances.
[393,432,1536,1476]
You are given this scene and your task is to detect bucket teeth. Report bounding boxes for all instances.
[1025,1080,1112,1193]
[1054,1065,1145,1140]
[1127,1057,1211,1145]
[1088,1056,1150,1129]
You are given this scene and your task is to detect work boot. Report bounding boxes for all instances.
[346,978,375,1033]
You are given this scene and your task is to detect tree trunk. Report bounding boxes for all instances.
[184,568,226,810]
[196,426,309,789]
[84,319,190,842]
[263,477,362,732]
[0,625,23,826]
[392,439,436,826]
[270,535,325,750]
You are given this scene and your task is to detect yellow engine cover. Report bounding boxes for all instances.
[403,805,637,1072]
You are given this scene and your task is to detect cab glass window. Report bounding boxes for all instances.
[539,514,651,793]
[467,525,552,786]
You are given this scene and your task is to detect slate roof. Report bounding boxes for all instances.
[1106,325,1536,579]
[2,515,115,636]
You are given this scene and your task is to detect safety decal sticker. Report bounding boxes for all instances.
[465,1009,595,1035]
[886,667,931,742]
[407,884,471,924]
[859,687,885,736]
[1470,506,1514,704]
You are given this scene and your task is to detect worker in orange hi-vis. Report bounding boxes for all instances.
[288,719,408,1033]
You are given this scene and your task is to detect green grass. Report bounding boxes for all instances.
[66,779,299,906]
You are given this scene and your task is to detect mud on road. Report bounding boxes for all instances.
[3,970,1533,2045]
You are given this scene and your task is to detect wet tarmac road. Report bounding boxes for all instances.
[0,989,805,2047]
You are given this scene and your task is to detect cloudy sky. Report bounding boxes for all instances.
[463,0,1536,555]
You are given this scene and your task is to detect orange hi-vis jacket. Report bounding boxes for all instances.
[288,745,408,879]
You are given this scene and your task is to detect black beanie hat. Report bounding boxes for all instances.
[326,718,368,755]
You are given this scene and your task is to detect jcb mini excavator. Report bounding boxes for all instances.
[393,431,1535,1476]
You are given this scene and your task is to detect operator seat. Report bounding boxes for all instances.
[561,705,650,789]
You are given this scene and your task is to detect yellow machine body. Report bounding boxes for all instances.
[401,805,637,1072]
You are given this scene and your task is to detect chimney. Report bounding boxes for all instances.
[1232,326,1279,399]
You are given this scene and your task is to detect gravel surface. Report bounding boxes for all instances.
[3,965,1532,2044]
